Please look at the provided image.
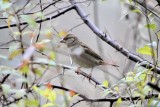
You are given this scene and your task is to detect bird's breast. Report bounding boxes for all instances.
[69,46,100,68]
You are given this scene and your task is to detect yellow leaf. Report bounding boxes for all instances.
[158,93,160,99]
[18,60,29,74]
[3,0,10,3]
[34,86,56,103]
[58,30,68,37]
[48,52,56,60]
[114,86,119,92]
[115,98,122,107]
[103,80,109,88]
[44,29,53,38]
[8,49,22,60]
[7,16,12,28]
[13,31,21,36]
[137,45,156,56]
[42,103,55,107]
[151,77,156,83]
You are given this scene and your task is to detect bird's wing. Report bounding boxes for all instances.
[80,42,103,60]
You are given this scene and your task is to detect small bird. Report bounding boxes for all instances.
[60,34,118,70]
[60,34,118,72]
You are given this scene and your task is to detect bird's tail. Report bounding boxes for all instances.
[99,61,119,67]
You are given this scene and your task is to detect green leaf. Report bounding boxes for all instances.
[144,23,157,30]
[103,89,113,97]
[128,0,132,3]
[19,63,29,74]
[34,68,42,76]
[15,89,26,98]
[49,52,56,60]
[0,66,21,76]
[137,45,156,56]
[25,99,39,107]
[21,15,37,28]
[142,86,151,95]
[1,84,11,94]
[120,77,134,83]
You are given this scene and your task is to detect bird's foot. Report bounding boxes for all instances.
[76,67,82,75]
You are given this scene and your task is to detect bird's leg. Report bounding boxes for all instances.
[88,67,94,81]
[76,67,82,75]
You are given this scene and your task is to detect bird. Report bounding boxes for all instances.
[60,34,118,71]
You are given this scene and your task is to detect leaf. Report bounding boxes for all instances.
[15,89,26,98]
[1,84,11,94]
[33,68,42,76]
[132,9,141,13]
[142,86,151,95]
[120,77,134,83]
[43,29,53,38]
[151,77,156,83]
[9,42,20,53]
[25,99,39,107]
[58,31,68,37]
[22,31,32,36]
[7,15,12,28]
[144,23,157,30]
[13,31,21,37]
[158,93,160,99]
[34,58,56,66]
[137,45,156,56]
[0,0,12,10]
[115,98,122,107]
[33,86,56,103]
[43,103,56,107]
[21,15,37,28]
[0,66,22,77]
[34,39,50,50]
[69,90,77,97]
[8,49,23,60]
[103,80,109,88]
[103,89,113,97]
[128,0,132,3]
[35,12,45,19]
[114,86,119,92]
[48,52,56,60]
[19,61,29,74]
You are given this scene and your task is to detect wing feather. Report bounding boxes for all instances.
[80,42,103,60]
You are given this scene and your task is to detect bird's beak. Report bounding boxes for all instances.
[60,39,65,43]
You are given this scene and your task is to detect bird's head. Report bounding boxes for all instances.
[60,34,79,47]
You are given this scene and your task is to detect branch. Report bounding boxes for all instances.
[0,6,74,29]
[70,0,160,74]
[30,61,107,89]
[148,82,160,92]
[38,83,158,107]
